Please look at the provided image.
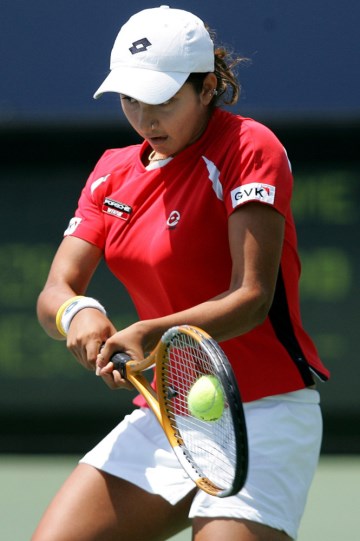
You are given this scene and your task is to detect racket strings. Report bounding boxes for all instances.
[160,333,238,489]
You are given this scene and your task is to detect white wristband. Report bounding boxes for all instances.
[61,297,107,335]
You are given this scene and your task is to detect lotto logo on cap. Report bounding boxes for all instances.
[93,6,214,105]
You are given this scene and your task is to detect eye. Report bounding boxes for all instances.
[159,98,173,106]
[121,95,138,104]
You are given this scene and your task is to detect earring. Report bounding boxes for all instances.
[212,89,218,96]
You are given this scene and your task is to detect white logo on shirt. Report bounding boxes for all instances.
[91,174,110,195]
[167,210,180,228]
[284,147,292,172]
[202,156,223,201]
[64,217,82,236]
[231,183,276,208]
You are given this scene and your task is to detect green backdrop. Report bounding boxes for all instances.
[0,123,359,453]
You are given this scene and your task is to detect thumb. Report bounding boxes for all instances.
[95,346,108,376]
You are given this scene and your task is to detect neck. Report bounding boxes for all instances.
[148,149,170,162]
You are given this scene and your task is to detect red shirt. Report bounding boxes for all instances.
[65,108,329,402]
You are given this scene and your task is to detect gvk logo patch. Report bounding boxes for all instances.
[231,183,276,208]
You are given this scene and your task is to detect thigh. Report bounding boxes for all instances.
[80,408,196,506]
[31,464,196,541]
[193,518,292,541]
[189,389,322,540]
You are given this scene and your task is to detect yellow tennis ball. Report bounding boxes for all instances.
[187,375,224,421]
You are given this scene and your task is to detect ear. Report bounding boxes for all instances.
[200,73,218,105]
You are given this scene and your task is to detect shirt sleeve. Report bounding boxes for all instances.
[221,120,293,218]
[63,153,112,250]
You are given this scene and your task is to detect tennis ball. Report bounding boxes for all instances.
[187,375,224,421]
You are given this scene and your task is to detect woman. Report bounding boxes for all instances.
[32,6,329,541]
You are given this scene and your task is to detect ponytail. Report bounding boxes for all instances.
[186,28,248,108]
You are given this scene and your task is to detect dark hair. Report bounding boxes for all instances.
[186,29,248,108]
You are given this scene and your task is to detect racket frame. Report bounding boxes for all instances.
[156,325,248,497]
[112,325,248,498]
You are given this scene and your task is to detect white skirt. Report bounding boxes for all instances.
[80,388,322,539]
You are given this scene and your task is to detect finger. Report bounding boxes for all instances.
[99,372,120,390]
[68,345,93,371]
[95,353,105,375]
[98,361,114,375]
[100,370,133,391]
[86,340,106,366]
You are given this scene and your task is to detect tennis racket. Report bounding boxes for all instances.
[111,325,248,497]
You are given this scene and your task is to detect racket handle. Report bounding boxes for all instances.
[111,352,131,379]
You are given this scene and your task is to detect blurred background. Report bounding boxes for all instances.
[1,1,359,539]
[0,3,359,535]
[1,0,359,455]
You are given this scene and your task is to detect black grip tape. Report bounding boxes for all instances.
[111,352,131,379]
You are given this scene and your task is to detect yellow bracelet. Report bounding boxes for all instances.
[55,296,85,337]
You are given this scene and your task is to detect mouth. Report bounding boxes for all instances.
[148,136,168,145]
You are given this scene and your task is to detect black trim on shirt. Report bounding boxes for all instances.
[268,268,315,386]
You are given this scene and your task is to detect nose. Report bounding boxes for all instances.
[138,105,158,132]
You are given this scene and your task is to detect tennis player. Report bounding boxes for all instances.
[32,6,330,541]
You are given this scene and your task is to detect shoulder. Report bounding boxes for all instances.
[206,109,292,177]
[84,144,142,200]
[208,110,293,216]
[212,109,286,153]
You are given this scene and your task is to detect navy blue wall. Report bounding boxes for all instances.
[1,0,359,124]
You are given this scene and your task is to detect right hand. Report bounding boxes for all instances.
[65,308,117,372]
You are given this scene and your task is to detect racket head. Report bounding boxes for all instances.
[155,325,248,497]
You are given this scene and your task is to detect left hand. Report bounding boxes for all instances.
[95,323,151,390]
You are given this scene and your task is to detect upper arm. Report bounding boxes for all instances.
[43,236,103,294]
[228,202,285,311]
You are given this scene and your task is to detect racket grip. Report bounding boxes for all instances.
[111,352,131,379]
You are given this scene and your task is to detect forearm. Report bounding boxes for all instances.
[37,237,104,340]
[37,285,80,340]
[137,285,270,352]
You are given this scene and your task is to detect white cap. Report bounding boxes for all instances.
[93,6,214,104]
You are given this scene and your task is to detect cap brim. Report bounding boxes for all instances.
[93,66,190,105]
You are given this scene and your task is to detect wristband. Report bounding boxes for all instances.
[55,296,84,337]
[55,296,106,337]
